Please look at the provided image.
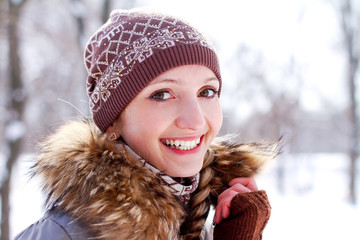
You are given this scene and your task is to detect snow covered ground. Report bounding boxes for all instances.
[259,154,360,240]
[9,153,360,239]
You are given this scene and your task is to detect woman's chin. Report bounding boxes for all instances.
[166,164,203,178]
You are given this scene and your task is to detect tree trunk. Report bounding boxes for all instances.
[0,1,28,239]
[348,56,359,204]
[340,0,359,204]
[102,0,111,24]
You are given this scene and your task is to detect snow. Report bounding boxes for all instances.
[258,153,360,240]
[9,153,360,239]
[5,121,27,142]
[10,154,45,238]
[264,193,360,240]
[68,0,86,18]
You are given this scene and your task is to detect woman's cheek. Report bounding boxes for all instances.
[208,100,223,134]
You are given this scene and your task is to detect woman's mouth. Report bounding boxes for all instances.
[161,137,201,151]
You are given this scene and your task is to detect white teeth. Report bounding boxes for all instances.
[162,137,201,150]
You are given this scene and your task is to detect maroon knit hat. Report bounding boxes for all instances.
[84,9,221,133]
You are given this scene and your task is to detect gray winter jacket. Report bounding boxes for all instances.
[15,209,89,240]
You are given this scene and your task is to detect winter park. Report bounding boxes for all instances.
[1,0,360,239]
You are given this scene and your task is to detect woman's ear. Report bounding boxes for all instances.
[106,117,122,141]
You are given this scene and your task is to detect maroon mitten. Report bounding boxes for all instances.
[213,190,271,240]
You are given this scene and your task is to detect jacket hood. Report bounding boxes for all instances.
[32,120,279,239]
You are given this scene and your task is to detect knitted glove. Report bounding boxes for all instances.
[213,190,271,240]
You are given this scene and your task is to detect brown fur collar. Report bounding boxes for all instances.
[33,120,279,240]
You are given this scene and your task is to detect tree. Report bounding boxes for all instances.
[338,0,360,204]
[0,0,28,239]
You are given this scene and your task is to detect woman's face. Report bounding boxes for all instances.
[118,65,223,177]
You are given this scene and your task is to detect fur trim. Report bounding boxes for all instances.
[32,120,279,239]
[209,138,279,196]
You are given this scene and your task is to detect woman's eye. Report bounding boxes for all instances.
[199,88,218,98]
[150,91,172,100]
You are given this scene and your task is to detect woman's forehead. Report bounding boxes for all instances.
[148,65,219,86]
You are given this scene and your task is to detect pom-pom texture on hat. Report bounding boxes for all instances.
[85,9,221,132]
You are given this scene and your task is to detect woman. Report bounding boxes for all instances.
[16,8,278,240]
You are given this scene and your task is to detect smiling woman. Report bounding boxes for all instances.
[15,8,279,240]
[112,65,223,177]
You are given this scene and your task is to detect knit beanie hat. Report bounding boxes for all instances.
[84,8,221,133]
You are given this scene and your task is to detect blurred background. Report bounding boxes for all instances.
[1,0,359,239]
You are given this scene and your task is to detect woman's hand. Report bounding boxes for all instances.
[214,177,258,224]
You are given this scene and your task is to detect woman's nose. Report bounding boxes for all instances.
[175,98,206,131]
